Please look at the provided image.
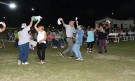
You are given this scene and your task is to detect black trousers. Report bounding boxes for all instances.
[37,43,46,61]
[87,41,94,49]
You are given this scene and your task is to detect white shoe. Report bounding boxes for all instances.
[24,62,29,65]
[79,58,83,61]
[89,51,92,52]
[22,62,29,65]
[18,60,21,65]
[76,58,83,61]
[76,58,81,60]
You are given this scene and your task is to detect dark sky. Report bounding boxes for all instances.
[0,0,135,27]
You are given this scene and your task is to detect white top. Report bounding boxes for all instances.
[37,31,46,43]
[63,24,74,37]
[18,26,30,45]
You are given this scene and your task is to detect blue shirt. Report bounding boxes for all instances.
[74,29,84,44]
[87,30,94,42]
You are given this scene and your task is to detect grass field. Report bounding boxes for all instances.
[0,41,135,81]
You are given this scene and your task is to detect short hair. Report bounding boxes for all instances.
[38,25,45,30]
[79,25,84,30]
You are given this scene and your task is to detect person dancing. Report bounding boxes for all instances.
[72,21,84,60]
[59,18,75,58]
[34,19,47,64]
[18,17,33,65]
[86,27,95,53]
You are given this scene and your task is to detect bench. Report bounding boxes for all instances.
[108,33,120,42]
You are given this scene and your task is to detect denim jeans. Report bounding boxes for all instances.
[72,43,82,59]
[18,42,30,63]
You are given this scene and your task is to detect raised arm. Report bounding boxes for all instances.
[59,18,65,25]
[34,19,40,32]
[76,21,79,29]
[28,17,33,28]
[0,22,6,33]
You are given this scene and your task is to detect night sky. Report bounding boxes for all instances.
[0,0,135,27]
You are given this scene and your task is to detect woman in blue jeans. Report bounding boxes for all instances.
[18,17,33,65]
[72,23,84,61]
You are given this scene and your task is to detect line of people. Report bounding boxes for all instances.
[0,17,110,65]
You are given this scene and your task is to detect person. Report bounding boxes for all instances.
[28,31,37,50]
[8,30,14,41]
[59,18,75,58]
[72,21,84,61]
[34,19,47,64]
[14,30,19,47]
[86,27,95,53]
[47,32,54,43]
[18,17,33,65]
[0,22,6,33]
[97,26,108,53]
[54,32,61,48]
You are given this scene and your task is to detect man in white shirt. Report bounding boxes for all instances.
[18,17,33,65]
[60,18,75,57]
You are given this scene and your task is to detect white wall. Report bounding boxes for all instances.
[95,18,134,29]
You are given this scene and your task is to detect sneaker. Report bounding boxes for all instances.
[18,60,21,65]
[24,62,29,65]
[76,58,81,61]
[22,62,29,65]
[60,52,64,57]
[79,58,83,61]
[22,63,25,65]
[69,56,74,59]
[89,50,92,52]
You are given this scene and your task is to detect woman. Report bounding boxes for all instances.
[18,18,33,65]
[98,26,107,53]
[86,27,95,52]
[34,19,47,64]
[0,22,6,33]
[72,21,84,61]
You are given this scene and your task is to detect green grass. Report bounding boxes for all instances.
[0,41,135,81]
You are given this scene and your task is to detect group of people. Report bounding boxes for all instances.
[59,18,110,60]
[0,17,110,65]
[17,17,47,65]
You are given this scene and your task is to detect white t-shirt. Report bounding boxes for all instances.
[37,31,46,44]
[18,26,30,45]
[63,24,74,37]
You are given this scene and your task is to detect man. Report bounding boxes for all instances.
[59,18,75,57]
[0,22,6,33]
[18,17,33,65]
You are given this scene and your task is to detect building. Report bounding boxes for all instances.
[95,17,134,29]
